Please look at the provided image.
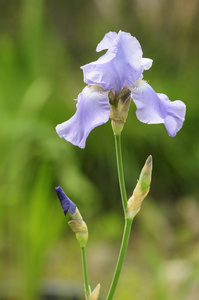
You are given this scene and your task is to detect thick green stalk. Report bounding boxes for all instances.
[106,218,132,300]
[114,134,128,212]
[81,247,90,296]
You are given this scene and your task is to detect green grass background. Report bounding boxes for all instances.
[0,0,199,299]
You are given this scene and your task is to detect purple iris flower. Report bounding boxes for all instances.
[55,186,76,215]
[56,31,186,148]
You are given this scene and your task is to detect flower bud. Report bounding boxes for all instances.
[55,186,88,248]
[139,155,152,191]
[85,283,101,300]
[126,155,152,219]
[55,186,76,216]
[109,88,131,135]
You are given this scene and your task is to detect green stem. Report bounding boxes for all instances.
[114,134,128,212]
[106,218,132,300]
[81,247,90,296]
[106,133,133,300]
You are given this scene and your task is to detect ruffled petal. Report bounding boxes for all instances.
[81,31,152,92]
[81,49,117,91]
[56,86,110,148]
[96,31,118,52]
[141,58,153,71]
[132,81,186,136]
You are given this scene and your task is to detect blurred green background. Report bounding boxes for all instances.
[0,0,199,299]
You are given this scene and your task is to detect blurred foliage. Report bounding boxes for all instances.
[0,0,199,299]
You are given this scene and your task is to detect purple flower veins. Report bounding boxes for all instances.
[56,31,186,148]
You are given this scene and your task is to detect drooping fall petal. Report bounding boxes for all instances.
[132,81,186,136]
[56,85,110,148]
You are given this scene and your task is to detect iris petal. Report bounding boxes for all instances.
[56,31,186,148]
[96,31,118,52]
[81,31,152,92]
[132,81,186,137]
[56,86,110,148]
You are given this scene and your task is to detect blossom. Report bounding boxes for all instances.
[56,31,186,148]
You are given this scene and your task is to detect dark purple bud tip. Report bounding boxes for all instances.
[55,186,76,215]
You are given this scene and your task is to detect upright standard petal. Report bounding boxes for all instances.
[96,31,118,52]
[56,86,110,148]
[81,31,152,93]
[132,81,186,137]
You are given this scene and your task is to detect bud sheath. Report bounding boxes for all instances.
[126,155,152,219]
[85,283,101,300]
[109,88,131,135]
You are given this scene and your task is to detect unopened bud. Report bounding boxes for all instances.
[126,155,152,219]
[109,88,131,135]
[55,186,76,216]
[139,155,152,191]
[85,283,101,300]
[55,186,88,248]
